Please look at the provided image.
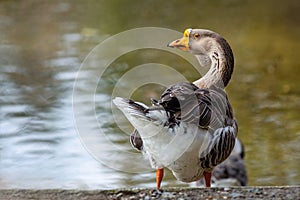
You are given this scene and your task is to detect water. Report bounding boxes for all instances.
[0,0,299,189]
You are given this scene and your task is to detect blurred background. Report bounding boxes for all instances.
[0,0,299,189]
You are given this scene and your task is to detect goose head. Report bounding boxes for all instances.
[168,28,234,88]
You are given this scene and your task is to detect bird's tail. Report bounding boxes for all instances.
[113,97,149,120]
[113,97,168,129]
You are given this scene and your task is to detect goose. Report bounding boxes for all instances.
[113,28,238,189]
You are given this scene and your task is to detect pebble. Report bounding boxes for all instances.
[116,192,123,198]
[4,187,297,200]
[144,195,151,200]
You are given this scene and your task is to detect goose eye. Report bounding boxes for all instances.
[193,33,200,39]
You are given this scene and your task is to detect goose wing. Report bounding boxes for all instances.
[125,82,236,152]
[157,82,235,130]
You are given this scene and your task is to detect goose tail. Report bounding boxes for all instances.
[113,97,168,127]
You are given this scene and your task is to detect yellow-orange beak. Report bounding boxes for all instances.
[167,28,191,51]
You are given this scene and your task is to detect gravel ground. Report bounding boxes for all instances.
[0,186,299,200]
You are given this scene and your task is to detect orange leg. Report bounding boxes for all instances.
[156,168,164,189]
[203,171,211,187]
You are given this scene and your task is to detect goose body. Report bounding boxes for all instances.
[113,28,238,188]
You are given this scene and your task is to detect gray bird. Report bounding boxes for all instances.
[114,29,238,189]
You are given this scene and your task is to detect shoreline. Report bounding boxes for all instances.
[1,186,299,199]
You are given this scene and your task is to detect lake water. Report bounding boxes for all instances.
[0,0,299,189]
